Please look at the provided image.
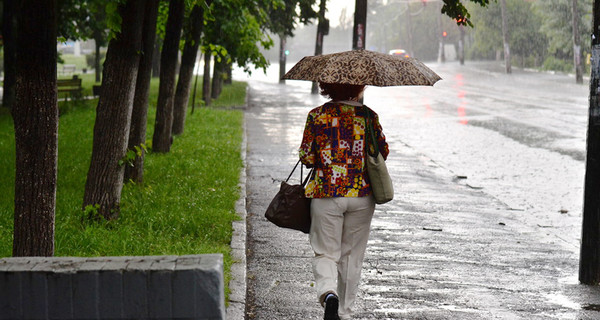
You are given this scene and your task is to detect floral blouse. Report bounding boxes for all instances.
[299,101,389,198]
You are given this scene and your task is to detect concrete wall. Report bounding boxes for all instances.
[0,254,225,320]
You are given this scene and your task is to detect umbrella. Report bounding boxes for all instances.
[282,49,441,87]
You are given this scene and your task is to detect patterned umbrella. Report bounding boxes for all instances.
[282,49,441,86]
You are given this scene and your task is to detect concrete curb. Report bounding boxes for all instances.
[226,106,248,319]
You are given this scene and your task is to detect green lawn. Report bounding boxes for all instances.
[0,76,246,299]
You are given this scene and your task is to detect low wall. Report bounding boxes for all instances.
[0,254,225,320]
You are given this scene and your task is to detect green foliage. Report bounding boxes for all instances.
[534,0,593,60]
[542,56,575,73]
[203,0,275,74]
[105,1,124,42]
[0,76,247,297]
[268,0,317,38]
[442,0,493,26]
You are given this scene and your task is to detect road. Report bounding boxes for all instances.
[237,61,600,319]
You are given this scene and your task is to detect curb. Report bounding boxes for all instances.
[226,109,248,319]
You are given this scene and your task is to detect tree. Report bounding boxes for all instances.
[12,0,58,256]
[83,0,145,220]
[267,0,317,83]
[152,0,185,153]
[124,0,160,184]
[466,1,547,68]
[534,0,592,74]
[172,1,208,136]
[580,0,600,286]
[202,0,273,101]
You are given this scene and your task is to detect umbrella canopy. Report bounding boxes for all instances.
[282,49,441,87]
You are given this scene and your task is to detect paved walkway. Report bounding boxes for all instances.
[242,79,600,319]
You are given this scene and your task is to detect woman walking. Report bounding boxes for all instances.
[299,82,389,320]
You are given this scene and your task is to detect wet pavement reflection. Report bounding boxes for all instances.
[238,61,600,319]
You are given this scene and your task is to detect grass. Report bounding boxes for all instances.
[0,74,246,299]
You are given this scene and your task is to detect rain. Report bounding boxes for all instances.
[239,0,600,318]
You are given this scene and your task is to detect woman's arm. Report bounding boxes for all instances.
[373,112,389,160]
[299,112,316,168]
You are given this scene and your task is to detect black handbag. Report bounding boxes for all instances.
[264,160,313,233]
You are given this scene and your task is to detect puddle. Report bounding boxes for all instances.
[545,293,580,310]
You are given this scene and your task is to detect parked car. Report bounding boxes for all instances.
[388,49,410,58]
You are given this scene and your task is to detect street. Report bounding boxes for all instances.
[237,61,600,319]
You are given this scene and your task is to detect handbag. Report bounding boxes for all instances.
[364,107,394,204]
[264,160,313,233]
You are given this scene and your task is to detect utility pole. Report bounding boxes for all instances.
[580,0,600,285]
[352,0,367,50]
[405,2,414,57]
[279,34,287,84]
[437,1,445,63]
[311,0,328,94]
[573,0,584,84]
[500,0,511,74]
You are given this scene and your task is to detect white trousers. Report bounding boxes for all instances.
[310,196,375,320]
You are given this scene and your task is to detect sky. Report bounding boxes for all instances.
[323,0,355,28]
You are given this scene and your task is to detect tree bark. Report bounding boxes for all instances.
[172,4,205,136]
[500,0,512,74]
[83,0,145,220]
[311,0,328,94]
[124,0,159,184]
[202,53,212,105]
[579,0,600,285]
[152,0,185,153]
[12,0,58,257]
[211,59,224,99]
[94,41,102,83]
[573,0,584,84]
[279,34,287,84]
[2,0,17,110]
[152,37,162,78]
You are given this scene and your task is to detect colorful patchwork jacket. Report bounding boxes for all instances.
[299,101,389,198]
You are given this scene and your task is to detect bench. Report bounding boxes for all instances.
[57,75,82,101]
[61,64,76,75]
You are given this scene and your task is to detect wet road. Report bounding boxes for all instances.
[238,61,600,319]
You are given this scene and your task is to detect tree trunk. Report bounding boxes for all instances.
[279,34,287,84]
[203,53,212,105]
[312,0,328,94]
[573,0,584,84]
[225,63,233,85]
[152,37,162,78]
[580,0,600,285]
[83,0,145,220]
[94,36,102,83]
[211,59,224,99]
[2,0,17,110]
[172,4,205,136]
[500,0,512,74]
[152,0,185,153]
[12,0,58,257]
[124,0,159,184]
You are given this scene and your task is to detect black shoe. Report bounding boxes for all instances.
[324,294,340,320]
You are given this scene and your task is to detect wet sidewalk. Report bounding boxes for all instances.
[242,79,600,320]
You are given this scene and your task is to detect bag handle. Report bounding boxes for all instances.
[286,160,314,186]
[363,106,380,157]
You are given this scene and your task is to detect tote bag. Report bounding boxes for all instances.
[364,107,394,204]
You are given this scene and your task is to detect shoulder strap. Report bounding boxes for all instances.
[363,106,380,157]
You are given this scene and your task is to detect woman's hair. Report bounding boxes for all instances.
[319,82,365,101]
